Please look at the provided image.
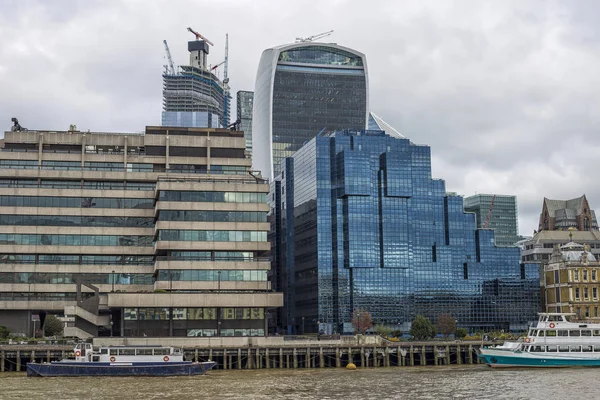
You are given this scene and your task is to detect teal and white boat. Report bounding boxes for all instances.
[479,313,600,367]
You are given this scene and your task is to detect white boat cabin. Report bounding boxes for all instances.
[73,343,185,363]
[519,313,600,355]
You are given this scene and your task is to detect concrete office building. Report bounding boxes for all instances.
[252,42,370,180]
[464,194,520,247]
[271,129,539,335]
[0,125,281,338]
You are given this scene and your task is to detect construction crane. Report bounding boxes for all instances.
[187,27,214,46]
[211,60,225,72]
[211,34,229,82]
[483,195,497,229]
[163,40,175,75]
[295,30,334,43]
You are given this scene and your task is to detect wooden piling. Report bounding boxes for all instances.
[265,348,270,369]
[360,348,365,367]
[1,351,5,372]
[421,346,426,366]
[195,349,199,362]
[468,345,473,364]
[409,346,415,366]
[446,346,450,365]
[238,349,242,369]
[335,348,341,368]
[16,351,21,372]
[456,344,461,365]
[293,348,298,369]
[319,347,325,368]
[306,348,311,368]
[385,347,390,367]
[280,348,284,369]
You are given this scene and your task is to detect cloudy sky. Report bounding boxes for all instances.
[1,0,599,236]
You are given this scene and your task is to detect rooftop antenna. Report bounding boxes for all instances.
[163,40,175,75]
[295,30,334,43]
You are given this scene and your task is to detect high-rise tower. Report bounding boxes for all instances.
[252,42,369,180]
[162,30,230,128]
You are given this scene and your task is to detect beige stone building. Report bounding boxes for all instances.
[0,125,282,338]
[543,242,600,320]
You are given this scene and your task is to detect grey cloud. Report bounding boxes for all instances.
[0,0,598,235]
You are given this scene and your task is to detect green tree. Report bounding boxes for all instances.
[374,324,392,338]
[44,315,63,337]
[435,314,457,337]
[410,315,436,340]
[352,308,373,334]
[456,328,468,339]
[0,325,9,339]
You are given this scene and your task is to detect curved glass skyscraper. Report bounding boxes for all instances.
[252,43,369,180]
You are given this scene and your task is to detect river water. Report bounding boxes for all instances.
[2,366,600,399]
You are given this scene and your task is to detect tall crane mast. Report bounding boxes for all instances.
[187,27,214,46]
[223,33,229,83]
[163,40,175,75]
[483,195,497,229]
[295,30,334,43]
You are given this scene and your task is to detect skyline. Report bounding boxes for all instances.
[1,0,599,236]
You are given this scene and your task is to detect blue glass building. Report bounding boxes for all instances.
[271,130,539,335]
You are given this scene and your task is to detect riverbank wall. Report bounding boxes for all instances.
[0,336,492,371]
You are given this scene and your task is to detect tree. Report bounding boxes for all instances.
[410,315,436,340]
[44,315,63,337]
[456,328,468,339]
[0,325,9,339]
[374,324,392,338]
[436,314,457,337]
[352,308,373,334]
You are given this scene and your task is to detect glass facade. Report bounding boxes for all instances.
[272,130,539,334]
[237,91,254,156]
[463,194,520,247]
[252,43,368,180]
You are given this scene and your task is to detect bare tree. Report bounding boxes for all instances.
[436,314,457,338]
[352,308,373,334]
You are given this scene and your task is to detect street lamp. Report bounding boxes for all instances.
[111,270,115,292]
[302,316,305,335]
[110,320,114,338]
[218,271,221,292]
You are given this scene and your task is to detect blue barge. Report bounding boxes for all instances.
[27,343,216,377]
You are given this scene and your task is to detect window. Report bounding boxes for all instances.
[585,287,589,299]
[575,288,580,300]
[584,270,589,281]
[593,269,598,281]
[594,288,598,300]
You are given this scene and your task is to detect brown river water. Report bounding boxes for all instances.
[1,366,599,400]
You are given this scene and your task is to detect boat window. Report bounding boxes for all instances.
[594,345,600,352]
[100,349,108,354]
[569,330,581,337]
[531,346,544,352]
[582,346,593,352]
[581,330,592,336]
[153,348,169,355]
[558,330,568,337]
[570,346,581,352]
[546,346,557,352]
[593,330,600,336]
[118,349,135,356]
[136,349,153,356]
[558,346,570,352]
[546,330,556,337]
[531,330,537,336]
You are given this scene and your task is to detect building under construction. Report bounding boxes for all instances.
[162,28,231,128]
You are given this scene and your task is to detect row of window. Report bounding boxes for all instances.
[0,254,154,265]
[161,251,256,261]
[574,287,599,301]
[0,215,154,228]
[156,270,267,282]
[187,329,265,337]
[0,272,154,285]
[0,179,155,191]
[123,307,265,320]
[0,234,153,247]
[158,210,266,223]
[533,329,600,337]
[573,269,598,282]
[528,345,600,353]
[159,191,266,203]
[158,230,267,242]
[0,196,154,209]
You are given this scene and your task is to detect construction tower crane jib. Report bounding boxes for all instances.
[187,27,214,46]
[163,40,176,75]
[295,30,334,43]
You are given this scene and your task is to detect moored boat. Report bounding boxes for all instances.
[479,313,600,368]
[27,343,216,377]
